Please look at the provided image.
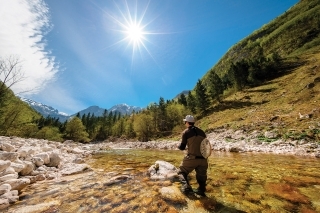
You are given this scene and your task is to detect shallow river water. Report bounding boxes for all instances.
[8,149,320,213]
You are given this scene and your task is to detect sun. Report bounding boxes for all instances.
[105,0,153,57]
[125,22,145,48]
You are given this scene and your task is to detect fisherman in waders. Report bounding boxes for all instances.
[177,115,208,196]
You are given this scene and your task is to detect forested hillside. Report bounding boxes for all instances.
[0,0,319,142]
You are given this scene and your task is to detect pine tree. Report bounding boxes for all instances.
[194,79,210,114]
[186,91,196,114]
[228,61,249,91]
[178,93,187,106]
[208,71,224,102]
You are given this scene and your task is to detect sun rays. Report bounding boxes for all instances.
[108,0,153,62]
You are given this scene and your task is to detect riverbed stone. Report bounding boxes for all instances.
[0,198,9,210]
[0,160,11,173]
[19,161,34,176]
[0,167,15,176]
[10,162,25,173]
[0,184,11,195]
[4,178,30,191]
[159,186,186,204]
[148,160,178,180]
[35,153,50,165]
[0,173,19,182]
[9,200,61,213]
[0,190,19,203]
[47,152,61,167]
[0,143,15,152]
[60,163,90,176]
[0,152,18,162]
[103,175,131,186]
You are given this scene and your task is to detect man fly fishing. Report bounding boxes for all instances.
[177,115,209,196]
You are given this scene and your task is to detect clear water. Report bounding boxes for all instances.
[9,149,320,213]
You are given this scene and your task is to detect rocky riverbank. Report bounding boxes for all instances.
[105,129,320,158]
[0,129,319,210]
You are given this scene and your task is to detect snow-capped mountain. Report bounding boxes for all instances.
[20,97,69,122]
[20,98,142,122]
[109,104,142,115]
[72,104,142,117]
[71,106,107,117]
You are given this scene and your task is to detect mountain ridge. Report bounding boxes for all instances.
[20,98,142,122]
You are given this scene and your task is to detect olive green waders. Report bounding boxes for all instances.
[178,154,208,195]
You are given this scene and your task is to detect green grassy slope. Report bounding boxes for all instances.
[196,0,320,140]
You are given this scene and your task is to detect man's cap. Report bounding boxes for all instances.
[183,115,195,123]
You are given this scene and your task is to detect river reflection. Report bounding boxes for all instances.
[9,149,320,213]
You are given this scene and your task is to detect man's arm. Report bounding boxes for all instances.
[178,131,188,150]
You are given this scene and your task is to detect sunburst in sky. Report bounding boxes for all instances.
[108,0,153,61]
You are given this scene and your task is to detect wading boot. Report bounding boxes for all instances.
[194,181,206,196]
[178,173,192,194]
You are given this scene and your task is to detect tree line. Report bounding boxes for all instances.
[0,54,282,143]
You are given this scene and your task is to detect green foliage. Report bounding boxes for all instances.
[186,91,196,114]
[194,79,210,114]
[177,93,187,106]
[133,113,155,141]
[257,135,278,143]
[207,71,224,102]
[0,89,41,137]
[65,117,90,142]
[35,126,63,142]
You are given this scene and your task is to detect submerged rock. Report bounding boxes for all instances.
[60,163,90,176]
[159,186,186,204]
[103,175,132,186]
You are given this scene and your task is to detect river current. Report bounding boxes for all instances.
[9,149,320,213]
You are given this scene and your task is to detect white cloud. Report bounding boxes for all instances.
[0,0,58,94]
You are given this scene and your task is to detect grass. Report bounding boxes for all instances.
[197,48,320,141]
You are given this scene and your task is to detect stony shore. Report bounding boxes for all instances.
[106,129,320,158]
[0,129,319,210]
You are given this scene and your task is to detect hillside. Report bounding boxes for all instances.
[197,50,320,140]
[0,88,41,136]
[193,0,320,140]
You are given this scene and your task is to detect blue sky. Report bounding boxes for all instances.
[0,0,298,115]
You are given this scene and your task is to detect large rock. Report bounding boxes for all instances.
[0,143,15,152]
[10,162,25,173]
[32,157,44,167]
[0,184,11,195]
[0,167,16,176]
[0,173,18,182]
[19,161,34,176]
[0,160,11,173]
[0,152,18,162]
[0,190,19,203]
[17,147,33,159]
[3,178,30,191]
[47,152,61,167]
[34,153,50,165]
[0,198,9,210]
[148,160,178,180]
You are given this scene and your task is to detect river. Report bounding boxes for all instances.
[8,149,320,213]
